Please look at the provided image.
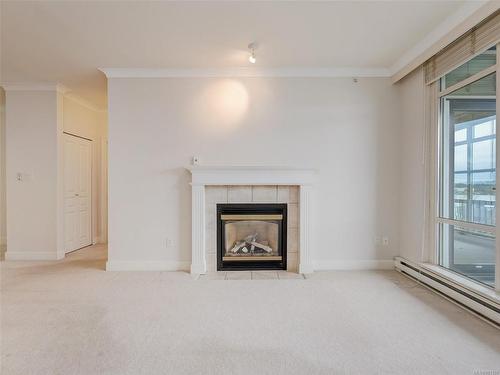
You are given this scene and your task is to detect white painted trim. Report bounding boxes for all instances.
[187,165,317,186]
[391,1,498,83]
[313,259,394,271]
[5,251,64,261]
[0,82,69,93]
[190,184,206,274]
[1,83,106,112]
[64,93,106,113]
[99,67,390,79]
[106,260,190,271]
[395,257,500,326]
[299,185,314,274]
[421,262,500,303]
[496,41,500,291]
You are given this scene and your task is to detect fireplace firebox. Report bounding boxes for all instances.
[217,203,287,271]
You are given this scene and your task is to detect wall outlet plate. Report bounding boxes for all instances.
[192,156,200,165]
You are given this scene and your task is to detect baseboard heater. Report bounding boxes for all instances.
[394,257,500,328]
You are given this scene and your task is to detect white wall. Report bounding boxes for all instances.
[107,77,401,268]
[5,89,64,259]
[99,112,108,244]
[396,67,426,263]
[63,96,108,244]
[0,89,6,248]
[3,89,108,260]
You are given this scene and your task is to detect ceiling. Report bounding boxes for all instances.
[0,1,479,110]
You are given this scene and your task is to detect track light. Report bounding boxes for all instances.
[248,43,256,64]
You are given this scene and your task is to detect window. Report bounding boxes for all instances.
[438,48,497,287]
[442,47,496,89]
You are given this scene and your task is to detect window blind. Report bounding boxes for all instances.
[424,9,500,85]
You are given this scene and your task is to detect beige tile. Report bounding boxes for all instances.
[252,271,278,280]
[205,204,216,254]
[277,186,299,203]
[198,272,226,280]
[206,202,216,223]
[205,202,217,218]
[277,186,290,203]
[287,228,299,253]
[287,252,298,272]
[288,203,299,229]
[252,186,277,202]
[206,253,217,272]
[205,227,216,254]
[205,203,216,230]
[225,271,252,280]
[205,186,228,204]
[228,186,252,203]
[277,271,304,279]
[289,186,299,203]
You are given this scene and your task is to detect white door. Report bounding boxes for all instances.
[64,134,92,253]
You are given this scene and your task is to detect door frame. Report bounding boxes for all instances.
[63,131,93,254]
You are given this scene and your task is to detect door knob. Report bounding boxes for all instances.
[75,193,80,196]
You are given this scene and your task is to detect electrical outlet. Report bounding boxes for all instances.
[375,236,381,245]
[192,156,200,165]
[382,236,389,246]
[166,238,174,248]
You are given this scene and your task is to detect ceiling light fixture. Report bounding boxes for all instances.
[248,43,257,64]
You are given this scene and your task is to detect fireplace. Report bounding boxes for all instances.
[217,203,287,271]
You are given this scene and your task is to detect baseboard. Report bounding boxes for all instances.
[395,257,500,327]
[5,251,62,261]
[106,260,190,271]
[313,259,394,271]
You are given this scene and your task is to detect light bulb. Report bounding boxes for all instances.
[249,54,256,64]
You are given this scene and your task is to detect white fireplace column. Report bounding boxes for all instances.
[190,184,206,274]
[298,184,314,274]
[187,166,317,274]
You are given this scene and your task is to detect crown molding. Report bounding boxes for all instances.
[64,92,106,113]
[99,67,391,79]
[0,82,106,112]
[390,0,497,82]
[0,82,69,93]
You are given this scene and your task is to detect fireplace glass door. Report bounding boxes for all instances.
[217,204,287,271]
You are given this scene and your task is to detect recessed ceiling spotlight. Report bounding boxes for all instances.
[248,43,257,64]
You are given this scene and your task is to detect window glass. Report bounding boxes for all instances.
[443,47,496,89]
[451,73,496,96]
[474,119,495,138]
[472,138,495,170]
[454,144,468,171]
[439,223,495,287]
[455,128,467,142]
[439,71,496,287]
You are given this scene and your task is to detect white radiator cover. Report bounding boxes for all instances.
[394,257,500,327]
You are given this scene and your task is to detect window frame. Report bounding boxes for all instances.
[434,43,500,291]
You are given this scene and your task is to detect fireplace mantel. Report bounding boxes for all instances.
[187,165,317,186]
[186,165,317,274]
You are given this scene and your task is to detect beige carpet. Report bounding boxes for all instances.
[1,245,499,375]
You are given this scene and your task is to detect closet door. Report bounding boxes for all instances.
[64,134,92,253]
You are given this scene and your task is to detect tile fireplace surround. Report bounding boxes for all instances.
[187,166,317,274]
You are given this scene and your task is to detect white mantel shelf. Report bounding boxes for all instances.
[186,165,317,186]
[186,165,317,275]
